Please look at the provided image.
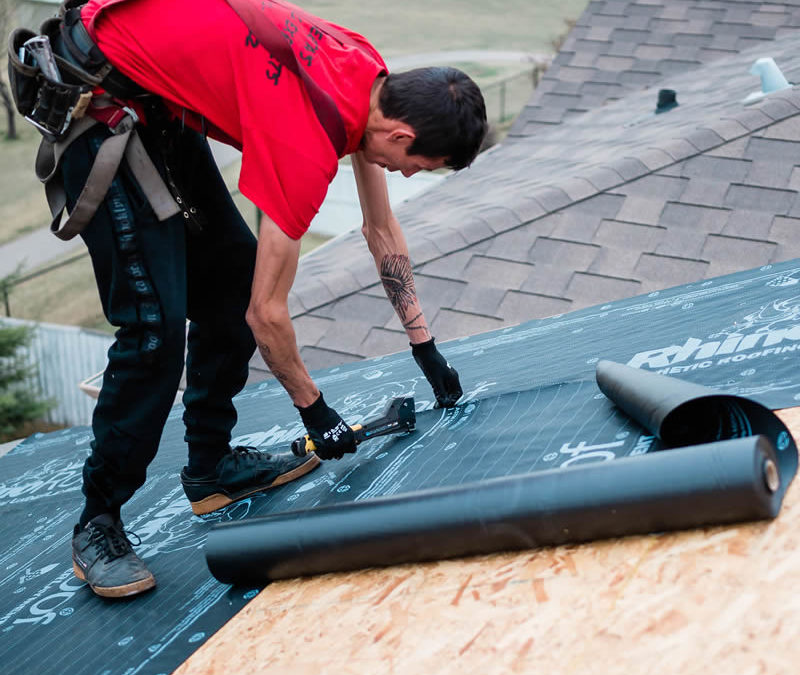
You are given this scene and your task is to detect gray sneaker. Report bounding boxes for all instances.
[72,514,156,598]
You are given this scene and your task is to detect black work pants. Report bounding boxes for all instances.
[62,120,257,521]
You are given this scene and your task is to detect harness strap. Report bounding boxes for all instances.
[36,104,180,241]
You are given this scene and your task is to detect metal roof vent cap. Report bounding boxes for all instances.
[655,89,678,114]
[744,57,792,104]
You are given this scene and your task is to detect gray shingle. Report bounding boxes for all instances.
[701,234,777,273]
[676,180,731,208]
[613,157,651,181]
[734,107,776,132]
[659,138,701,162]
[744,161,796,190]
[686,128,726,152]
[585,166,627,191]
[672,32,713,48]
[634,44,675,60]
[722,210,776,239]
[706,136,749,159]
[758,96,800,123]
[611,28,651,42]
[612,196,667,225]
[529,187,573,213]
[497,291,573,323]
[299,346,364,372]
[414,274,467,310]
[635,253,709,285]
[596,55,637,70]
[724,184,796,214]
[452,286,506,316]
[530,237,600,269]
[485,227,537,263]
[316,318,376,354]
[360,328,408,359]
[550,211,605,243]
[614,173,688,199]
[588,247,644,277]
[594,219,666,250]
[710,118,752,141]
[655,229,710,259]
[290,314,335,347]
[464,255,535,289]
[430,309,504,342]
[567,272,641,304]
[660,202,730,231]
[744,136,800,162]
[520,265,574,297]
[769,216,800,261]
[636,147,676,171]
[681,155,751,181]
[416,250,476,281]
[760,115,800,141]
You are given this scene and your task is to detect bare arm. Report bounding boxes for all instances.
[351,151,432,344]
[246,213,319,407]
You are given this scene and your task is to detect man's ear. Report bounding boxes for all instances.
[388,126,416,145]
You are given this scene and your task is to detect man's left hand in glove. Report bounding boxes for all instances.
[412,337,463,408]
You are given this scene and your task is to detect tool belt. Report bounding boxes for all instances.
[7,1,180,240]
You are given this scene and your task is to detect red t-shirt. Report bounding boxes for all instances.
[81,0,386,239]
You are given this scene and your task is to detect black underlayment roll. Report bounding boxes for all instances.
[594,359,798,498]
[206,436,785,584]
[205,362,797,585]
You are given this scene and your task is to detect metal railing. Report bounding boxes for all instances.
[481,60,549,125]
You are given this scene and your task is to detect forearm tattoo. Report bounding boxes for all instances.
[380,254,430,337]
[257,342,294,393]
[380,254,416,315]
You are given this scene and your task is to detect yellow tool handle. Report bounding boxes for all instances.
[298,423,363,455]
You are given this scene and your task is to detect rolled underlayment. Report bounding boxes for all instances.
[205,361,798,585]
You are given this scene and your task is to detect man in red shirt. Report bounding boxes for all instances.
[53,0,487,598]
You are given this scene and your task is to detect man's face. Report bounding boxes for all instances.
[361,131,448,177]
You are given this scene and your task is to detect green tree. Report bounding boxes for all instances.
[0,319,53,442]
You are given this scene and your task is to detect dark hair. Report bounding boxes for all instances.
[379,67,488,171]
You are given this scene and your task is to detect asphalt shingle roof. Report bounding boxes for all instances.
[248,1,800,382]
[510,0,800,138]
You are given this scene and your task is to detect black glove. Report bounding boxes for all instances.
[411,338,463,408]
[296,392,357,460]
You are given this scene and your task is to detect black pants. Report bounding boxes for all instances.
[62,120,257,522]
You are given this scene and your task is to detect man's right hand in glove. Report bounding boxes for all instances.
[296,392,357,460]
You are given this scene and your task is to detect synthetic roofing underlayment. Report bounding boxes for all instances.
[260,2,800,381]
[3,258,800,675]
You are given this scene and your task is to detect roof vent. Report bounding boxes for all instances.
[744,57,792,104]
[655,89,678,114]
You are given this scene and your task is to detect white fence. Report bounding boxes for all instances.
[2,317,112,427]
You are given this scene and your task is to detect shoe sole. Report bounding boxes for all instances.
[72,561,156,598]
[188,453,321,515]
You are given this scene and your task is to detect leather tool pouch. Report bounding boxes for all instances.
[8,27,92,142]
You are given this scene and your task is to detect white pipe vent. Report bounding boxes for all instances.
[744,57,792,104]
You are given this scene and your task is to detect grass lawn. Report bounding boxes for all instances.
[0,116,51,245]
[301,0,588,57]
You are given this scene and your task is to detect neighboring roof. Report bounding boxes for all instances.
[249,1,800,382]
[510,0,800,138]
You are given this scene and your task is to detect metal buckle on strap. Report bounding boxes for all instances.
[111,106,139,135]
[89,99,139,134]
